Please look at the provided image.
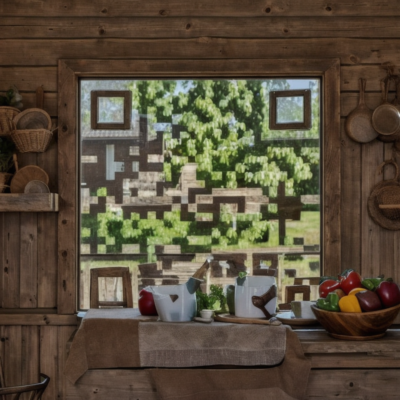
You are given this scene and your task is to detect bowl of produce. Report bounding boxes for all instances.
[313,270,400,340]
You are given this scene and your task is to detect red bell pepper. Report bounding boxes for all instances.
[339,269,362,295]
[319,279,340,298]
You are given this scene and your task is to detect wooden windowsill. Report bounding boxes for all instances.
[0,193,59,212]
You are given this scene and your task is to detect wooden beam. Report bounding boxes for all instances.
[0,313,77,326]
[3,17,400,39]
[58,60,77,315]
[2,0,400,17]
[1,38,400,66]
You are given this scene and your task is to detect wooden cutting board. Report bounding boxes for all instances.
[214,313,282,326]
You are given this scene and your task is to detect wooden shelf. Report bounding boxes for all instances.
[0,193,58,212]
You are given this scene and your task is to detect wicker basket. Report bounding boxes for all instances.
[0,172,13,192]
[376,186,400,220]
[10,129,53,153]
[0,107,20,136]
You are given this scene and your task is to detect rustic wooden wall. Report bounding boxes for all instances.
[1,1,400,398]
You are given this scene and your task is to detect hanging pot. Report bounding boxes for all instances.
[373,77,400,139]
[377,76,400,142]
[367,160,400,230]
[345,78,378,143]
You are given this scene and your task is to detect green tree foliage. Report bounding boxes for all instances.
[81,79,320,254]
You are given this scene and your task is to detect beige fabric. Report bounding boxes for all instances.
[65,309,311,400]
[139,321,286,367]
[150,327,310,400]
[64,308,156,384]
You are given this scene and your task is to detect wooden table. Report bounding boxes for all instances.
[65,328,400,400]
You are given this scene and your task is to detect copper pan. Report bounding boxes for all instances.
[373,77,400,138]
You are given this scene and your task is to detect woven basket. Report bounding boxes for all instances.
[10,129,53,153]
[0,172,13,192]
[0,107,20,136]
[376,186,400,220]
[367,160,400,230]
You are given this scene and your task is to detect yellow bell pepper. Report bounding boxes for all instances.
[348,287,365,296]
[338,294,362,313]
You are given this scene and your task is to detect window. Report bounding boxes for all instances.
[58,59,340,314]
[79,78,321,309]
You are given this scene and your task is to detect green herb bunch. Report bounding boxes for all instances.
[0,137,16,173]
[196,284,228,316]
[0,86,23,109]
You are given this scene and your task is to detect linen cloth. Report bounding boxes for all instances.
[149,328,310,400]
[64,309,311,400]
[139,320,286,367]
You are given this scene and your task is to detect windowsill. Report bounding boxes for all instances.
[0,193,59,212]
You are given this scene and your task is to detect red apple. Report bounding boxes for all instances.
[138,289,158,316]
[376,279,400,308]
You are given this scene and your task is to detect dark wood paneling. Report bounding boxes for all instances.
[1,38,400,66]
[0,65,390,94]
[2,214,21,308]
[20,213,38,308]
[4,326,22,387]
[40,326,58,400]
[3,17,400,39]
[2,0,400,17]
[21,326,39,385]
[340,119,361,270]
[360,140,385,278]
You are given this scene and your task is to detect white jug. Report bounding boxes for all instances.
[235,276,277,319]
[149,277,202,322]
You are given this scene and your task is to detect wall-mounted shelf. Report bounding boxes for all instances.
[0,193,59,212]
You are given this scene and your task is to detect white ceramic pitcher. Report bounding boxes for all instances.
[149,277,202,322]
[235,276,277,319]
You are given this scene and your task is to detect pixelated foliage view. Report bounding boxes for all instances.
[79,79,321,308]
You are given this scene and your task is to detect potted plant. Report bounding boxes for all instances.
[0,137,16,192]
[196,284,228,319]
[0,86,23,136]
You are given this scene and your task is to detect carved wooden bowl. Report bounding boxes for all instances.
[311,303,400,340]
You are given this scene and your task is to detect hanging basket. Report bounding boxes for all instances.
[0,172,13,193]
[367,160,400,230]
[10,129,53,153]
[0,107,20,137]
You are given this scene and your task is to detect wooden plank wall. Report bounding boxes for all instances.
[1,1,400,398]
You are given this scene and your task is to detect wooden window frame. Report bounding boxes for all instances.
[58,58,340,314]
[269,89,312,130]
[91,90,132,130]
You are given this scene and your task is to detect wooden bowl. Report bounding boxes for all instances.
[311,304,400,340]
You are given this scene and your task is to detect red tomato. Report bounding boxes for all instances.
[376,280,400,308]
[319,279,340,298]
[138,289,158,316]
[339,270,362,295]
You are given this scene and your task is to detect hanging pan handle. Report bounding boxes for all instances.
[12,154,19,173]
[376,159,399,181]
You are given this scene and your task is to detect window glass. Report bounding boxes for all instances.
[97,97,125,123]
[79,78,321,309]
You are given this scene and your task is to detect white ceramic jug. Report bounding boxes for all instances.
[235,276,277,319]
[149,277,202,322]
